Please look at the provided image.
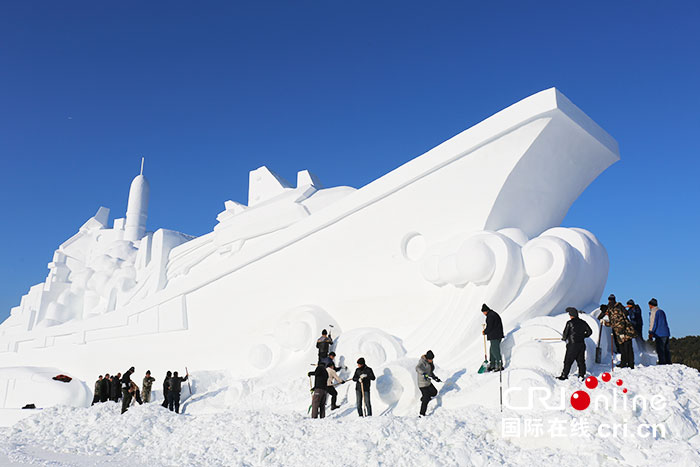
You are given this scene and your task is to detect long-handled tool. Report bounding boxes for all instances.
[595,322,603,363]
[478,325,489,374]
[307,374,314,414]
[185,366,192,395]
[499,367,503,413]
[611,329,615,373]
[360,377,366,416]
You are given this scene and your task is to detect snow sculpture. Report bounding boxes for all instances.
[0,88,622,416]
[124,158,149,242]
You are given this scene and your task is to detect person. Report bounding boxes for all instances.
[316,329,333,362]
[481,304,504,371]
[100,373,111,403]
[557,307,593,380]
[626,299,645,347]
[120,367,135,414]
[168,370,189,414]
[142,371,156,403]
[415,350,441,416]
[648,298,672,365]
[110,373,121,402]
[352,357,375,417]
[161,371,172,408]
[607,294,620,353]
[129,381,143,406]
[308,362,329,418]
[604,302,637,369]
[91,376,102,405]
[324,353,344,410]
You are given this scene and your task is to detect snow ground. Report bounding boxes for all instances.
[1,365,700,466]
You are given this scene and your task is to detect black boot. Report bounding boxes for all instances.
[556,375,567,381]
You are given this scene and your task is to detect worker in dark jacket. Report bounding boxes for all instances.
[120,367,135,414]
[161,371,172,408]
[100,373,111,402]
[557,308,593,380]
[352,357,375,417]
[110,373,121,402]
[481,304,504,371]
[316,329,333,362]
[168,370,189,414]
[92,376,103,405]
[307,362,329,418]
[626,299,644,346]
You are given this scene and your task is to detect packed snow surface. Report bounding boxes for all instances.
[1,364,700,466]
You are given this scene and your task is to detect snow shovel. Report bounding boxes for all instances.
[478,325,489,374]
[595,322,603,363]
[307,374,314,414]
[185,366,192,396]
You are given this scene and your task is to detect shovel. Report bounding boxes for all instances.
[478,325,489,374]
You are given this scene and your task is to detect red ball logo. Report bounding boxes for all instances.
[616,379,623,386]
[570,390,591,411]
[585,376,598,389]
[601,372,611,382]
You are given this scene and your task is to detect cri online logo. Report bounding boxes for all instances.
[570,372,625,411]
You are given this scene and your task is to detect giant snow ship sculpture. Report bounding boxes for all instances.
[0,88,620,416]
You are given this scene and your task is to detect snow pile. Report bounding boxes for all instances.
[1,364,700,466]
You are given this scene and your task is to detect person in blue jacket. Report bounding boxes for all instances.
[648,298,671,365]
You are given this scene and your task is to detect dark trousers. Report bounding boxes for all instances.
[121,389,132,414]
[168,391,181,413]
[655,336,672,364]
[100,393,109,403]
[91,394,100,405]
[311,388,326,419]
[419,384,438,416]
[132,389,143,405]
[562,342,586,378]
[162,391,169,407]
[326,386,338,408]
[489,339,502,369]
[356,387,372,416]
[619,339,634,368]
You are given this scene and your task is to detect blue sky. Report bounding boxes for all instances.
[1,1,698,334]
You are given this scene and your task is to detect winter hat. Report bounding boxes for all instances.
[566,307,579,317]
[357,357,366,365]
[481,303,491,313]
[627,299,635,306]
[329,351,336,357]
[321,329,328,335]
[649,298,658,307]
[426,350,435,360]
[608,294,616,301]
[129,366,135,372]
[146,370,151,375]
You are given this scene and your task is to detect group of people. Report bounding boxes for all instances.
[308,296,673,418]
[91,368,189,415]
[309,328,443,418]
[557,294,672,380]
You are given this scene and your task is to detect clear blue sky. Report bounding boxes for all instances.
[1,2,698,334]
